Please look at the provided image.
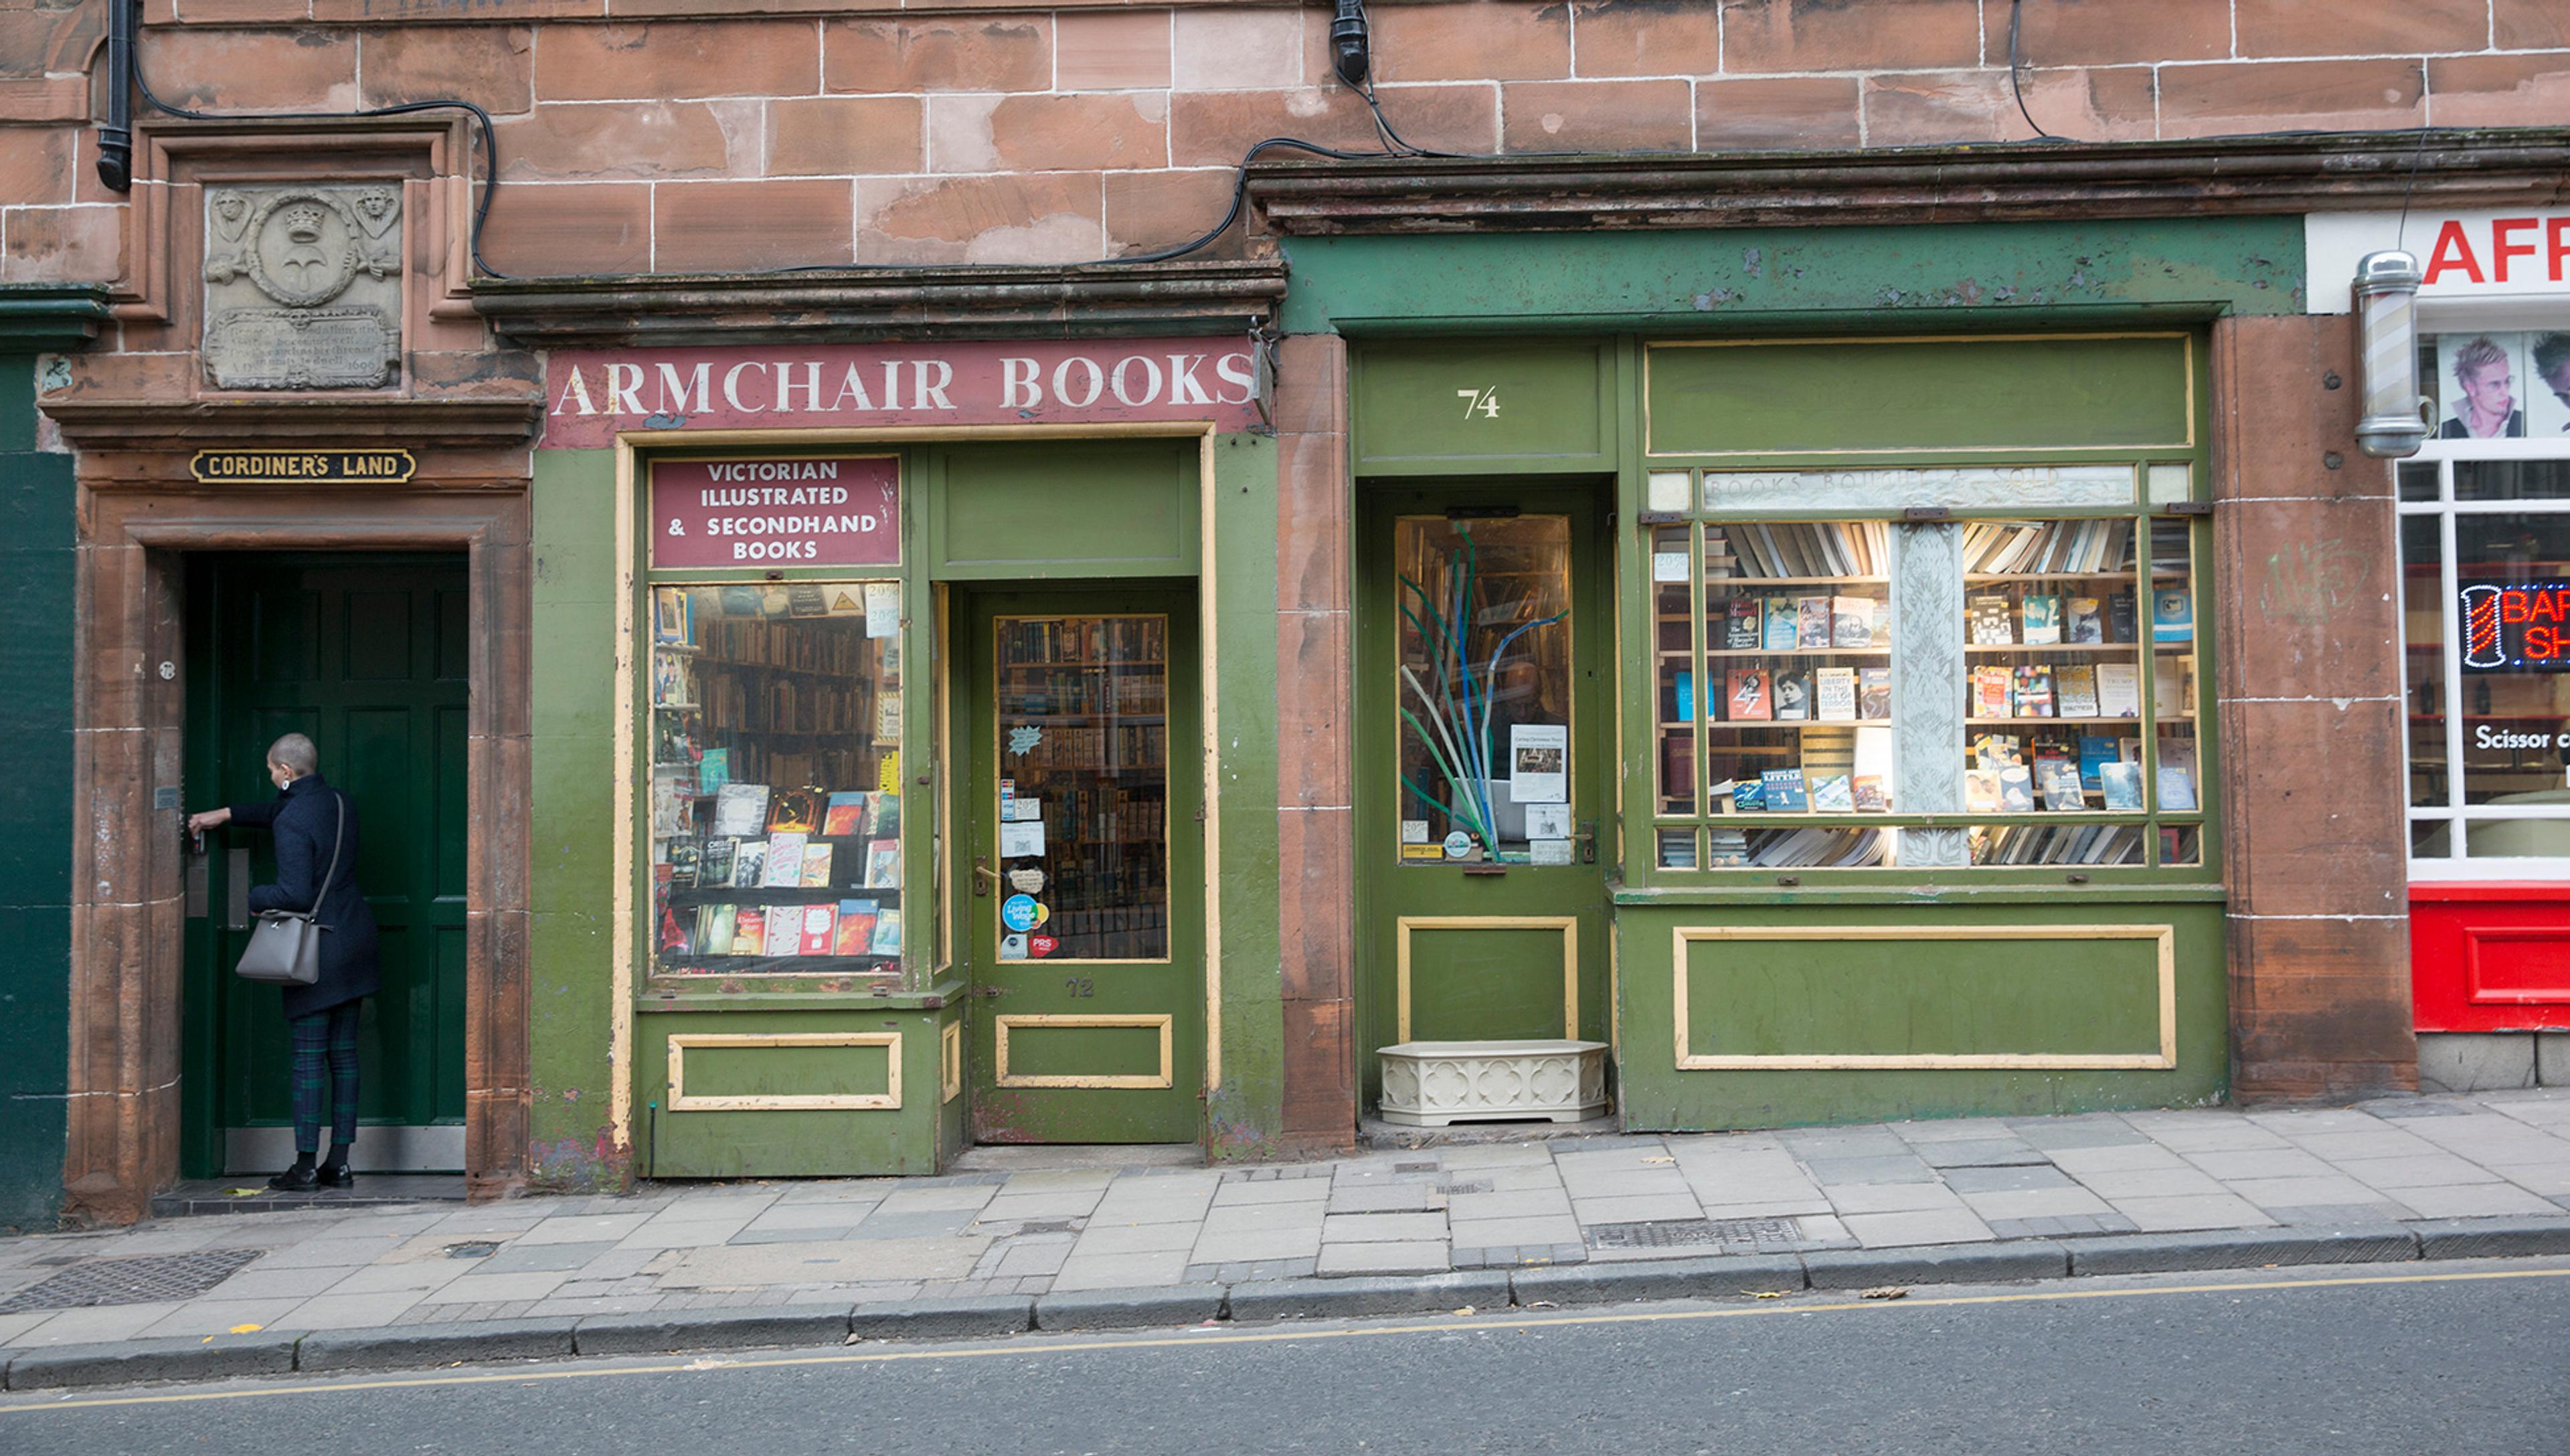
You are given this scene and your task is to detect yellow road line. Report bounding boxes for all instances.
[8,1263,2567,1415]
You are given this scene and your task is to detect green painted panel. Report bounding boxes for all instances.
[1279,219,2308,334]
[1405,925,1570,1042]
[1681,933,2161,1057]
[932,439,1199,579]
[634,1008,943,1178]
[683,1040,895,1099]
[1353,339,1612,472]
[1616,902,2226,1131]
[1205,432,1286,1158]
[1647,335,2193,456]
[1004,1021,1164,1081]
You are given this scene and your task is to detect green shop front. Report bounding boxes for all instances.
[1260,139,2439,1129]
[496,298,1290,1181]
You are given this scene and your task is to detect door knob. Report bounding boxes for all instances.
[972,856,999,897]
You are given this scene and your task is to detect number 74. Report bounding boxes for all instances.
[1456,387,1501,420]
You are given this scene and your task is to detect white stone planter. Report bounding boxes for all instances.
[1376,1039,1609,1127]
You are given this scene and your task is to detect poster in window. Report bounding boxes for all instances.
[1509,724,1568,806]
[2434,333,2530,440]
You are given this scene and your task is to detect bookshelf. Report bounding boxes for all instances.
[995,614,1173,960]
[645,582,907,978]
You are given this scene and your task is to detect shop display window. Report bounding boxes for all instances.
[1395,516,1575,865]
[2399,438,2570,869]
[646,581,906,977]
[1647,465,2207,873]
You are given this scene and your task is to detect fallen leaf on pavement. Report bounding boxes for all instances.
[1748,1291,1783,1299]
[1860,1286,1908,1300]
[1641,1156,1675,1164]
[226,1188,263,1197]
[1523,1300,1558,1309]
[1452,1305,1477,1316]
[228,1324,265,1334]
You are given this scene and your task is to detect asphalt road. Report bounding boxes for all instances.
[6,1260,2568,1456]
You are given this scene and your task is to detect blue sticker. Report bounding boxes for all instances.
[1001,894,1041,933]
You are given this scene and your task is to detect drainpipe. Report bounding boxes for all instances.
[96,0,135,192]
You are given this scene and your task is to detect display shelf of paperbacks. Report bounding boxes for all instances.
[995,615,1171,960]
[647,582,907,981]
[1645,469,2207,875]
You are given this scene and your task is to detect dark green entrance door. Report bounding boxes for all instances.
[1355,486,1614,1111]
[959,586,1202,1144]
[182,553,470,1175]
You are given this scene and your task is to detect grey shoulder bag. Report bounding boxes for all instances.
[234,794,344,987]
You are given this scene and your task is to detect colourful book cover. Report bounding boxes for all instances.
[1974,665,2012,719]
[1969,595,2015,646]
[1674,669,1697,724]
[798,843,835,888]
[2021,594,2063,645]
[1814,666,1858,721]
[821,791,869,837]
[696,747,730,793]
[2013,666,2055,719]
[1731,778,1767,812]
[869,907,904,956]
[1858,668,1892,720]
[1964,769,2002,813]
[2063,597,2104,644]
[698,903,738,955]
[794,903,838,957]
[2039,759,2087,812]
[1795,596,1833,650]
[1726,668,1772,721]
[731,908,766,955]
[1830,596,1876,650]
[761,905,801,956]
[1851,775,1889,812]
[2096,662,2142,718]
[2099,760,2145,811]
[864,838,902,889]
[2057,665,2100,718]
[1810,774,1855,812]
[760,832,807,888]
[1762,596,1798,651]
[833,900,879,955]
[2152,587,2195,642]
[1998,764,2037,812]
[1725,598,1760,650]
[2077,735,2120,790]
[1760,767,1808,812]
[867,792,902,838]
[1773,669,1812,721]
[729,840,766,889]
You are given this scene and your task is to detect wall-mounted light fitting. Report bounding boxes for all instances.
[1331,0,1373,89]
[2352,249,2427,459]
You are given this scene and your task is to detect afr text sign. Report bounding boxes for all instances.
[543,339,1259,447]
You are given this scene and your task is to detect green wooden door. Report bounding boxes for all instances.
[960,586,1202,1144]
[1355,486,1614,1110]
[181,554,470,1174]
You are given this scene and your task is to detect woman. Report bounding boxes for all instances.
[187,733,380,1190]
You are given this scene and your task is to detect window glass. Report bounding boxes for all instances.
[1650,524,1695,816]
[2402,515,2445,810]
[1700,522,1893,820]
[1960,517,2159,818]
[2397,462,2438,504]
[1394,517,1574,865]
[2456,513,2570,812]
[994,616,1169,960]
[2456,460,2570,503]
[647,583,904,977]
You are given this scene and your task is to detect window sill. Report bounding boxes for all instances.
[1612,881,2225,907]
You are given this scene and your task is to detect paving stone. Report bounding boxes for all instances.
[665,1237,989,1286]
[612,1220,756,1251]
[1211,1178,1335,1207]
[1188,1231,1322,1264]
[1942,1165,2076,1194]
[2387,1184,2562,1219]
[198,1265,358,1301]
[477,1240,622,1274]
[875,1186,1000,1214]
[2286,1130,2440,1162]
[1986,1214,2138,1239]
[2227,1176,2400,1210]
[1567,1193,1703,1224]
[2332,1153,2506,1190]
[2261,1202,2418,1226]
[1452,1243,1587,1269]
[2045,1145,2193,1174]
[1777,1128,1911,1158]
[1049,1251,1193,1293]
[1316,1242,1451,1277]
[2185,1148,2337,1180]
[1446,1215,1583,1247]
[1959,1188,2116,1220]
[2008,1117,2151,1151]
[1447,1189,1574,1221]
[1068,1221,1199,1256]
[132,1299,307,1339]
[1322,1212,1448,1243]
[4,1332,301,1390]
[1802,1156,1939,1186]
[1822,1182,1969,1216]
[2492,1163,2570,1195]
[1513,1253,1805,1306]
[2067,1168,2231,1200]
[1887,1118,2021,1144]
[742,1203,889,1233]
[1915,1139,2049,1169]
[1326,1183,1447,1214]
[1227,1271,1511,1322]
[415,1271,570,1305]
[269,1290,430,1329]
[1181,1258,1318,1284]
[1034,1285,1223,1332]
[2065,1225,2417,1277]
[2132,1120,2292,1153]
[848,1210,981,1240]
[1839,1208,1995,1249]
[1806,1240,2067,1289]
[516,1214,657,1245]
[732,1225,861,1245]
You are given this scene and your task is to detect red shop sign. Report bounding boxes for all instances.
[650,456,898,569]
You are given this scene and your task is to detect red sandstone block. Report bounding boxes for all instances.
[2430,54,2570,129]
[1277,808,1355,1004]
[2236,0,2489,58]
[1057,8,1171,90]
[1697,76,1863,151]
[493,101,738,181]
[477,181,652,276]
[2158,58,2425,138]
[359,26,533,113]
[1371,1,1568,83]
[171,0,316,21]
[1174,5,1304,90]
[0,7,107,80]
[1,203,122,283]
[1725,0,1980,74]
[932,92,1167,173]
[853,172,1102,266]
[533,19,817,103]
[1502,78,1690,152]
[1980,0,2228,66]
[1277,610,1351,810]
[313,0,600,21]
[769,95,924,176]
[1865,67,2156,147]
[653,178,852,272]
[1102,167,1242,257]
[1570,1,1719,78]
[2496,0,2570,47]
[125,25,358,112]
[823,14,1051,94]
[0,126,74,207]
[1170,84,1498,165]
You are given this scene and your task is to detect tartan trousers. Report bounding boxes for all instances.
[287,1001,363,1154]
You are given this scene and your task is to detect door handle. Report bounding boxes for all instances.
[972,856,999,897]
[1575,819,1598,865]
[185,834,209,919]
[226,847,251,929]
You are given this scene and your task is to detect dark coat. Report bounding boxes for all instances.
[230,774,380,1018]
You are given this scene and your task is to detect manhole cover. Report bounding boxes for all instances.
[1016,1220,1079,1235]
[0,1250,261,1313]
[1586,1218,1802,1251]
[444,1241,501,1259]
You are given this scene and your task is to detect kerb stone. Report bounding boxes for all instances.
[847,1294,1031,1341]
[574,1307,849,1356]
[2411,1216,2570,1261]
[1512,1253,1806,1307]
[1805,1241,2069,1289]
[1225,1271,1511,1323]
[2066,1225,2419,1276]
[4,1332,301,1390]
[1034,1285,1225,1332]
[297,1317,579,1372]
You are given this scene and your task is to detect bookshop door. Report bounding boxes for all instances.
[1353,485,1614,1109]
[960,586,1204,1144]
[182,554,470,1175]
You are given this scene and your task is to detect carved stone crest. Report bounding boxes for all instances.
[203,184,403,390]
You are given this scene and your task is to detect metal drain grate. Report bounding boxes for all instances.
[0,1250,262,1313]
[1586,1218,1802,1251]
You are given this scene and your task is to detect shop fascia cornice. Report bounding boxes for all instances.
[0,283,114,352]
[41,393,541,451]
[472,258,1289,349]
[1245,128,2570,234]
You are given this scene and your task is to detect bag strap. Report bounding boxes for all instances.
[309,792,347,921]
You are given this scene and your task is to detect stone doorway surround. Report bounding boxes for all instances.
[44,398,539,1222]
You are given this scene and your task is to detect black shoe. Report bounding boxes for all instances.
[267,1165,319,1192]
[316,1165,354,1189]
